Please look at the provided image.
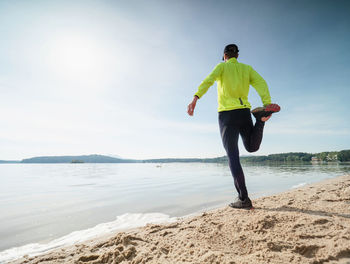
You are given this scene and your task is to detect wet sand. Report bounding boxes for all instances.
[10,174,350,264]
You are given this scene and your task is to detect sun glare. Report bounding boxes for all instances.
[48,34,104,81]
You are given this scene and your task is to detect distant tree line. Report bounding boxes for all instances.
[241,152,313,163]
[315,150,350,162]
[240,150,350,163]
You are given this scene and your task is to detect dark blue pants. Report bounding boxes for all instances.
[218,108,265,200]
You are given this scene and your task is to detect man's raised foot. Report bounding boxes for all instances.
[251,103,281,122]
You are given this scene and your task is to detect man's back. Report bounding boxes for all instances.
[195,57,271,112]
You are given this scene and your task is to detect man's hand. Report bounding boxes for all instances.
[187,96,198,116]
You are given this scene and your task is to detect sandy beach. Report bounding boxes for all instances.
[10,174,350,264]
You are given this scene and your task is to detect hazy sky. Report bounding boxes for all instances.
[1,0,349,160]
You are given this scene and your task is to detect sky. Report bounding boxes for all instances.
[0,0,349,160]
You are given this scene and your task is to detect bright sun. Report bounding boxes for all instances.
[48,34,104,81]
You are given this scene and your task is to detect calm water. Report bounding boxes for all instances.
[0,162,349,261]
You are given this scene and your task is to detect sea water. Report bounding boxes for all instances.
[0,162,349,263]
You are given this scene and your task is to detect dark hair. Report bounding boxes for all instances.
[224,50,238,59]
[222,44,239,60]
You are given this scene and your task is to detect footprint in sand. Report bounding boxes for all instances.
[293,245,321,258]
[312,218,329,225]
[287,199,295,205]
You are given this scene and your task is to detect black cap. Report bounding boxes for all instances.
[222,44,239,60]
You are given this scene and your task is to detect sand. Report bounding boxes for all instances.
[10,174,350,264]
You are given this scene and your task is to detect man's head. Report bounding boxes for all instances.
[222,44,239,61]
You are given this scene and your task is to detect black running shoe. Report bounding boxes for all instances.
[251,103,281,120]
[229,197,253,209]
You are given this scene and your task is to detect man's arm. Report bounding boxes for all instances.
[194,63,223,99]
[249,66,271,106]
[187,64,223,116]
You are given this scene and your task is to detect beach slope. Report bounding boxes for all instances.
[11,174,350,264]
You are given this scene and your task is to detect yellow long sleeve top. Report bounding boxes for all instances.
[195,57,271,112]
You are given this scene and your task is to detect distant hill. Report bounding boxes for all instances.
[0,150,349,164]
[0,160,20,163]
[19,155,228,164]
[21,154,137,163]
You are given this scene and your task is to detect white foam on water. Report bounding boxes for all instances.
[291,182,307,189]
[0,212,178,263]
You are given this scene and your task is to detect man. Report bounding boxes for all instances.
[187,44,280,209]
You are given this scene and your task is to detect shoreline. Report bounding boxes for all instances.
[7,174,350,264]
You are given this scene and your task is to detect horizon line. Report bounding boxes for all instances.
[1,149,349,162]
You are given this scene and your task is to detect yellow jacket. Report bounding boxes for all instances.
[195,57,271,112]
